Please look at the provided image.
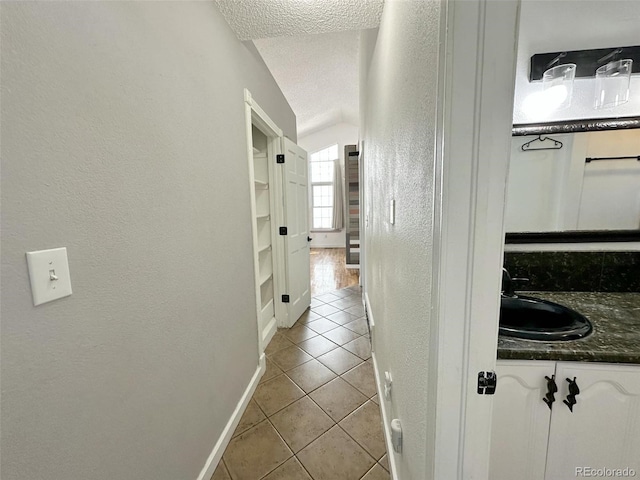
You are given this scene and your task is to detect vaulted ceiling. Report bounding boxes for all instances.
[214,0,383,40]
[253,30,362,138]
[215,0,384,138]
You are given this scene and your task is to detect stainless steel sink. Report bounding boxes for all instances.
[499,295,593,341]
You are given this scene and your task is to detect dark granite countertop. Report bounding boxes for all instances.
[497,292,640,364]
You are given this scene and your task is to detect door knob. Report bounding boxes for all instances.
[307,236,313,242]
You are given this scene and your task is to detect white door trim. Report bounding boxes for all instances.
[244,90,283,138]
[430,1,520,478]
[244,89,286,353]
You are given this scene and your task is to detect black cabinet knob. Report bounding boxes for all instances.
[563,377,580,412]
[543,375,558,410]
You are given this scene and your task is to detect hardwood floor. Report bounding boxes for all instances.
[310,248,359,296]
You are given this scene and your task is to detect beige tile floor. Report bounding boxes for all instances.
[212,285,389,480]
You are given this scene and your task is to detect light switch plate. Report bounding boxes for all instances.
[26,247,72,306]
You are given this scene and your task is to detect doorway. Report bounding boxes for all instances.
[310,248,359,296]
[244,90,312,356]
[250,125,279,352]
[247,118,282,354]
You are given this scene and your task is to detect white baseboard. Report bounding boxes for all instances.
[264,316,278,342]
[364,291,373,324]
[366,297,399,480]
[345,264,360,270]
[196,354,266,480]
[371,353,399,480]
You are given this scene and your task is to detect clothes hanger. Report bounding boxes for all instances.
[521,135,563,152]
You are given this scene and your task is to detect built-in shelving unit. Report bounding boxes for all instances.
[345,145,360,266]
[252,146,276,336]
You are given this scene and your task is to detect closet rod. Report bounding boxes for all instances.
[585,155,640,163]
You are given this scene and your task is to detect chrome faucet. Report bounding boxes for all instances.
[502,268,529,297]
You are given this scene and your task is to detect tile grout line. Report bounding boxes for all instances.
[298,376,379,459]
[232,392,381,480]
[291,453,316,480]
[306,289,382,477]
[269,337,366,374]
[334,421,380,466]
[264,352,378,462]
[255,386,366,478]
[226,287,379,480]
[271,393,338,461]
[257,416,295,479]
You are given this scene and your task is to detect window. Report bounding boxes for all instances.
[310,144,339,229]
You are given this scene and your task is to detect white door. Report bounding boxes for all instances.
[545,362,640,479]
[281,137,311,325]
[489,361,555,480]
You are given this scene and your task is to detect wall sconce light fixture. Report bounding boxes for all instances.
[529,46,639,111]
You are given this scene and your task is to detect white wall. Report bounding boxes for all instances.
[506,134,576,231]
[361,1,440,478]
[0,3,295,480]
[506,129,640,232]
[358,28,379,293]
[298,122,359,248]
[579,130,640,229]
[514,0,640,124]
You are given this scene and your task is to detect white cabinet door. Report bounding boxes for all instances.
[490,360,556,480]
[545,362,640,480]
[281,138,311,326]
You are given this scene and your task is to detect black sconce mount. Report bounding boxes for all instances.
[529,45,640,82]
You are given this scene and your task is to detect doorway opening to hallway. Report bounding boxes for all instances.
[310,248,359,296]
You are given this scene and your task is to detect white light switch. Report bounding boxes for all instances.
[26,247,72,306]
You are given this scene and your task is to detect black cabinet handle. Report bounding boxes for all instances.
[307,236,313,242]
[563,377,580,412]
[543,375,558,410]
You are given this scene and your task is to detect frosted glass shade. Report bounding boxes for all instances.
[542,64,576,110]
[594,59,632,109]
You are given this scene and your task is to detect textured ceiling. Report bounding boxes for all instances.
[215,0,383,40]
[254,30,362,138]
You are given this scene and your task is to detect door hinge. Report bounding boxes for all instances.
[477,371,497,395]
[282,294,290,303]
[279,226,288,235]
[276,154,285,164]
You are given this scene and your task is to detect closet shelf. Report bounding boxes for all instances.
[259,273,273,286]
[256,213,270,220]
[258,244,271,254]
